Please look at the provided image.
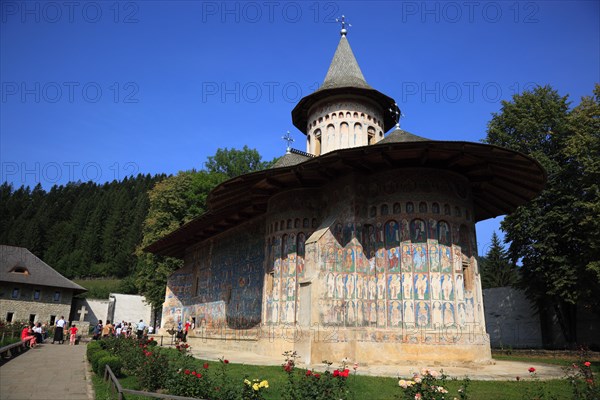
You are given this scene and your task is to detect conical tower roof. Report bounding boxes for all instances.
[318,35,372,91]
[291,33,396,134]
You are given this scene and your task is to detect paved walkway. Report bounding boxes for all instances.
[0,341,94,400]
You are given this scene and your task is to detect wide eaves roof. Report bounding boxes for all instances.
[146,137,546,259]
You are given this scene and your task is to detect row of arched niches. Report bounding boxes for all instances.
[265,217,477,271]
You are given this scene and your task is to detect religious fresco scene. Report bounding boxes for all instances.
[147,24,545,364]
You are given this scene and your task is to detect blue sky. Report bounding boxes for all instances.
[1,0,599,255]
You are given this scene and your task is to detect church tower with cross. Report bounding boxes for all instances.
[147,20,546,365]
[292,16,396,155]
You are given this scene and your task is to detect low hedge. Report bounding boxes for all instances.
[97,355,123,377]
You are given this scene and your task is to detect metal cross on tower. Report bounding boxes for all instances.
[336,15,351,36]
[282,131,294,154]
[389,103,402,129]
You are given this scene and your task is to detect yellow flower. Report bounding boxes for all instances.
[260,380,269,388]
[244,379,251,385]
[252,383,260,391]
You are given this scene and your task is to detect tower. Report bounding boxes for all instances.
[292,21,396,155]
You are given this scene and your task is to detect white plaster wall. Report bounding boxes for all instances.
[483,287,542,348]
[72,298,110,325]
[110,293,152,325]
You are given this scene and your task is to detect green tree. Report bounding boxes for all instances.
[205,145,276,178]
[480,232,519,289]
[484,84,600,346]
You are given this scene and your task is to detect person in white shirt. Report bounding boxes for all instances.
[53,316,66,344]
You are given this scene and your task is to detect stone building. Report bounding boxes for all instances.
[0,245,86,325]
[147,28,546,364]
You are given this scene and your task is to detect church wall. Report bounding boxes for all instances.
[161,218,266,331]
[166,167,490,363]
[312,168,483,334]
[263,189,322,327]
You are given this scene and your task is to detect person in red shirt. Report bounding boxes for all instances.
[183,319,192,342]
[69,324,78,345]
[21,323,37,348]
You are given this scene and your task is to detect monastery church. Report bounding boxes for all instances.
[147,25,545,364]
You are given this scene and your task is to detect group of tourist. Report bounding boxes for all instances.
[20,315,80,347]
[92,319,153,340]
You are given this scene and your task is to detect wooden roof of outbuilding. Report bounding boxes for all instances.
[0,245,87,293]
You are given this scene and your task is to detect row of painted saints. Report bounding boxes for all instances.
[265,298,476,328]
[322,272,464,301]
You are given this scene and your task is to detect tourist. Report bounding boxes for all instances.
[115,322,122,336]
[101,320,114,337]
[21,323,37,348]
[136,319,146,339]
[32,322,44,344]
[69,324,78,345]
[92,320,103,340]
[183,319,191,342]
[53,316,66,344]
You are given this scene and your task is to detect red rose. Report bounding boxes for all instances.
[203,363,209,369]
[333,370,340,377]
[150,337,153,341]
[284,364,292,373]
[341,369,350,378]
[184,369,190,375]
[528,367,536,373]
[306,370,312,376]
[223,359,229,364]
[584,362,591,367]
[196,373,202,379]
[587,379,593,384]
[314,373,321,379]
[192,371,197,376]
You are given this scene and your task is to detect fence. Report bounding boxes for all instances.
[103,365,203,400]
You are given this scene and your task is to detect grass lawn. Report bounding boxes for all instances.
[91,359,576,400]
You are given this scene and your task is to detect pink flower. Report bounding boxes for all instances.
[584,362,591,367]
[528,367,536,373]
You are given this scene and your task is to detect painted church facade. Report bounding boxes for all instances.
[148,29,546,364]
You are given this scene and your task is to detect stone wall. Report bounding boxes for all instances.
[0,282,73,324]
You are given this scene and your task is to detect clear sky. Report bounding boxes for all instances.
[1,0,599,255]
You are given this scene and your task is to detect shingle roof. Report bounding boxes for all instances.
[291,36,397,134]
[0,245,87,293]
[318,36,372,91]
[270,148,313,169]
[379,128,431,144]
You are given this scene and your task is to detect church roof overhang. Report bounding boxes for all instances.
[291,86,397,134]
[145,140,546,259]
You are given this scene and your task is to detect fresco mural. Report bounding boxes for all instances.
[316,212,474,331]
[163,221,265,330]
